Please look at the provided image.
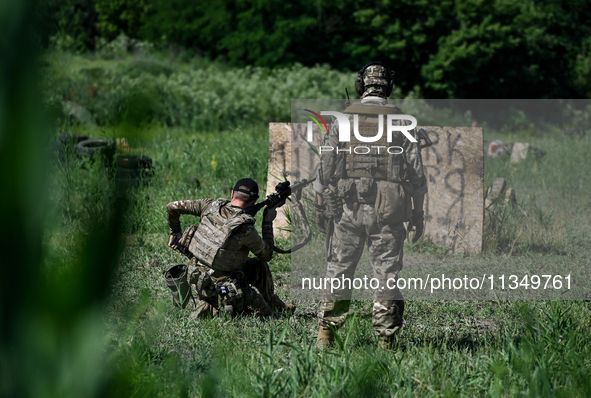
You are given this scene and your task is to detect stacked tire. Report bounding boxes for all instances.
[51,134,89,161]
[115,155,154,188]
[75,138,116,165]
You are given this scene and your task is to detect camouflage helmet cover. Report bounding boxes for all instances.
[355,62,394,97]
[363,64,389,87]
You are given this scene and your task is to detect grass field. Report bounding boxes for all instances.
[77,124,591,397]
[4,46,591,397]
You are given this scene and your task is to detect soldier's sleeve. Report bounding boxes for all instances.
[404,130,428,195]
[240,221,274,262]
[313,120,340,194]
[166,198,214,234]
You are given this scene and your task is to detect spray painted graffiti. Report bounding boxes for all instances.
[421,126,483,253]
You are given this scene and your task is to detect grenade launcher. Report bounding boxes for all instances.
[243,178,316,216]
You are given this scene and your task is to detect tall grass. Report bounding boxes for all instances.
[42,50,356,132]
[483,133,591,254]
[1,3,129,396]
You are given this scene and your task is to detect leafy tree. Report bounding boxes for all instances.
[347,0,457,95]
[94,0,148,40]
[139,0,235,55]
[574,37,591,97]
[37,0,591,98]
[37,0,98,51]
[420,0,591,98]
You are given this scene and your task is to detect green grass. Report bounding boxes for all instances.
[482,133,591,255]
[8,44,591,397]
[44,122,591,396]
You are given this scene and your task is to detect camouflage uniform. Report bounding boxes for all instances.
[166,198,280,317]
[314,66,427,345]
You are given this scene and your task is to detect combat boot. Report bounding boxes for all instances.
[376,326,401,351]
[189,300,218,319]
[250,294,273,318]
[377,336,396,350]
[270,294,296,315]
[316,327,334,348]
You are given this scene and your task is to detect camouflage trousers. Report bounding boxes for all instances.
[319,203,406,341]
[188,257,277,318]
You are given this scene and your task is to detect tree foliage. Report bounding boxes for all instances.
[94,0,148,40]
[39,0,591,98]
[37,0,98,51]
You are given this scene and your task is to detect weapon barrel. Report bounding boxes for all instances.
[291,178,316,191]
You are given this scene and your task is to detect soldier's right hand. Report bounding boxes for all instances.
[409,211,424,243]
[168,232,183,249]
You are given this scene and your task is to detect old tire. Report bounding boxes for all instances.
[52,134,89,162]
[115,155,154,188]
[76,138,115,162]
[116,155,153,170]
[60,134,89,146]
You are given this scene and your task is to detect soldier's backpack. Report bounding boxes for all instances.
[188,265,218,299]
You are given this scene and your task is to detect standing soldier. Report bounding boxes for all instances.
[166,178,292,317]
[313,63,427,349]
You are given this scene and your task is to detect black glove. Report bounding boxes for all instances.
[315,203,327,234]
[409,210,424,243]
[263,206,276,223]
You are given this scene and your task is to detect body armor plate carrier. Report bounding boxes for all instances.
[189,199,255,272]
[339,102,411,182]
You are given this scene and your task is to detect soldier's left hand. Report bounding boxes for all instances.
[263,207,277,222]
[263,199,286,222]
[315,203,327,234]
[271,199,286,209]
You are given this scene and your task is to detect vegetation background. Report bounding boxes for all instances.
[38,0,591,99]
[1,0,591,397]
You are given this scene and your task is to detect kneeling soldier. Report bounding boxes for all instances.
[166,178,291,317]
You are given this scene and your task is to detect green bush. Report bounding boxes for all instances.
[43,51,355,130]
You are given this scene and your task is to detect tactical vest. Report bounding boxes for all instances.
[336,102,410,182]
[189,199,255,272]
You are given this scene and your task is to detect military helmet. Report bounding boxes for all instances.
[355,62,395,97]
